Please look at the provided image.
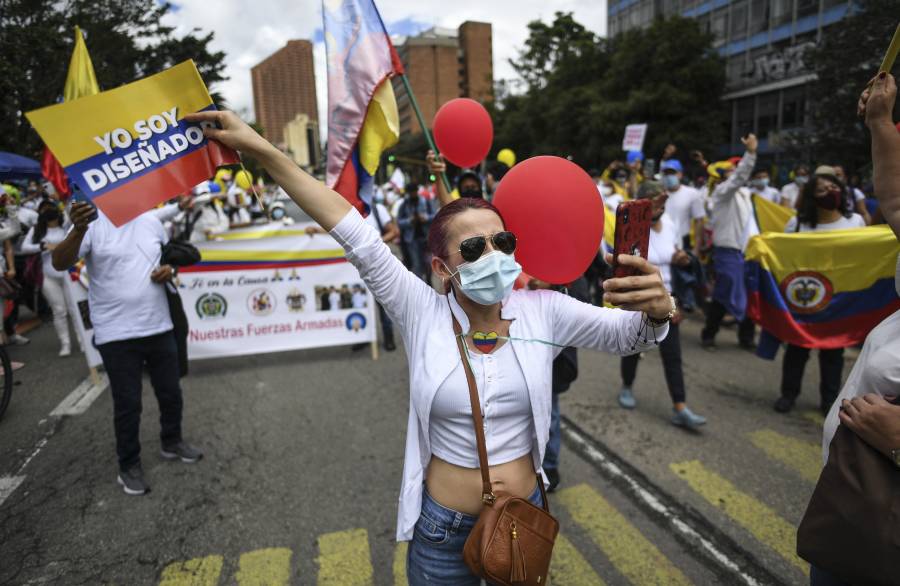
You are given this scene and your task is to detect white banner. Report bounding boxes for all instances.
[622,123,648,152]
[179,234,376,360]
[62,271,104,368]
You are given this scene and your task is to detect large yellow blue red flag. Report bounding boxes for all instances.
[746,226,900,349]
[323,0,404,214]
[26,60,238,226]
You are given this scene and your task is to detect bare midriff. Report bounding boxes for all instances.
[425,453,538,515]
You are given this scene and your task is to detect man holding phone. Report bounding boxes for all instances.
[53,201,202,496]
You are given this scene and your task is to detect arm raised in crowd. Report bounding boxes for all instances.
[51,202,95,270]
[859,72,900,238]
[185,111,352,231]
[712,134,757,201]
[427,150,454,207]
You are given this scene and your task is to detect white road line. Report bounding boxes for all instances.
[561,420,762,586]
[50,374,109,417]
[0,475,25,506]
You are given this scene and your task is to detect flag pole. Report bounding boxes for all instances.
[398,74,452,193]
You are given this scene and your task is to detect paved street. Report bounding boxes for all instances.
[0,306,838,585]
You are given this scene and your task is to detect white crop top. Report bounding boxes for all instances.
[429,342,535,468]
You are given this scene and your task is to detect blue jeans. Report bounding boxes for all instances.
[406,483,544,585]
[543,394,561,471]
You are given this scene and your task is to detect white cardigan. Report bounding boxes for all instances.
[330,207,669,541]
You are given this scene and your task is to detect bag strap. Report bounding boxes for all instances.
[451,307,496,505]
[449,298,549,512]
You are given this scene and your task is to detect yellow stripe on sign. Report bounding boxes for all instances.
[393,541,408,586]
[316,528,374,585]
[199,249,346,262]
[159,555,223,586]
[550,532,607,586]
[670,460,808,574]
[557,484,690,585]
[749,429,822,483]
[235,547,292,586]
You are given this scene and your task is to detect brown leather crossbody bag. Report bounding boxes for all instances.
[451,312,559,585]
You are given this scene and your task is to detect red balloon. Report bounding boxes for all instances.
[432,98,493,168]
[493,157,603,285]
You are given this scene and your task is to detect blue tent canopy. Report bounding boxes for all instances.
[0,151,42,181]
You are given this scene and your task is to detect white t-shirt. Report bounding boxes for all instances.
[784,213,866,233]
[751,186,781,204]
[823,254,900,462]
[664,185,705,241]
[78,211,173,345]
[21,225,67,278]
[365,203,392,235]
[328,291,342,310]
[780,182,802,208]
[647,215,680,291]
[351,291,367,308]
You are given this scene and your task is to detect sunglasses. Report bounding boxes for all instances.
[454,231,517,263]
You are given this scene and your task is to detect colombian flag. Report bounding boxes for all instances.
[323,0,404,214]
[746,226,900,349]
[26,60,238,226]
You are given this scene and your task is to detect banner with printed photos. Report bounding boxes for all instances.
[178,233,377,360]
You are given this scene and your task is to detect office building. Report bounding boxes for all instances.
[392,21,494,136]
[283,113,321,171]
[608,0,852,158]
[251,40,319,147]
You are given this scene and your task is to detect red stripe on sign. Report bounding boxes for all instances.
[93,142,239,226]
[748,292,900,349]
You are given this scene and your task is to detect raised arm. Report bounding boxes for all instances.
[427,150,454,207]
[185,111,352,231]
[859,73,900,238]
[712,134,757,202]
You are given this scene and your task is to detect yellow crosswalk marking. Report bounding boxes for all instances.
[670,460,808,574]
[558,484,691,585]
[801,411,825,427]
[749,429,822,483]
[549,532,607,586]
[235,547,292,586]
[315,528,374,585]
[393,541,408,586]
[159,555,223,586]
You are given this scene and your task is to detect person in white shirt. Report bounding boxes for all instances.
[3,202,40,346]
[774,172,866,415]
[20,201,81,356]
[748,169,781,204]
[328,287,341,311]
[701,134,759,351]
[188,188,230,242]
[351,287,367,309]
[52,203,203,497]
[660,159,706,249]
[780,164,810,209]
[188,109,674,583]
[617,181,707,429]
[832,164,872,225]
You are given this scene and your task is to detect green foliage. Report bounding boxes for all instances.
[493,12,727,169]
[790,0,900,174]
[0,0,227,156]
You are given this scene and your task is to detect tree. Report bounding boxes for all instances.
[0,0,227,156]
[493,13,726,170]
[791,0,900,175]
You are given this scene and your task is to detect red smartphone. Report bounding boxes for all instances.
[612,199,653,279]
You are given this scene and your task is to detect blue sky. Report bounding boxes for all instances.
[162,1,607,134]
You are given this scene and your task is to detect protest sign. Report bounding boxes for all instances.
[26,60,238,226]
[622,124,648,152]
[179,233,377,360]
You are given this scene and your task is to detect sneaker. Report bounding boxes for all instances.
[7,334,29,346]
[383,338,396,352]
[117,465,149,495]
[160,441,203,463]
[671,406,707,429]
[545,468,560,493]
[773,396,795,413]
[617,387,637,410]
[59,344,71,357]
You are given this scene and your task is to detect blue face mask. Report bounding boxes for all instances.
[663,174,681,191]
[449,251,522,306]
[795,175,809,186]
[751,178,770,190]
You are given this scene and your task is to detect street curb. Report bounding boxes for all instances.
[560,415,789,586]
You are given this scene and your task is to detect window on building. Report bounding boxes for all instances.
[730,0,749,41]
[711,8,729,44]
[750,0,769,34]
[756,92,779,139]
[727,55,748,87]
[796,0,818,18]
[736,96,755,141]
[770,0,793,27]
[696,13,711,35]
[781,86,806,128]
